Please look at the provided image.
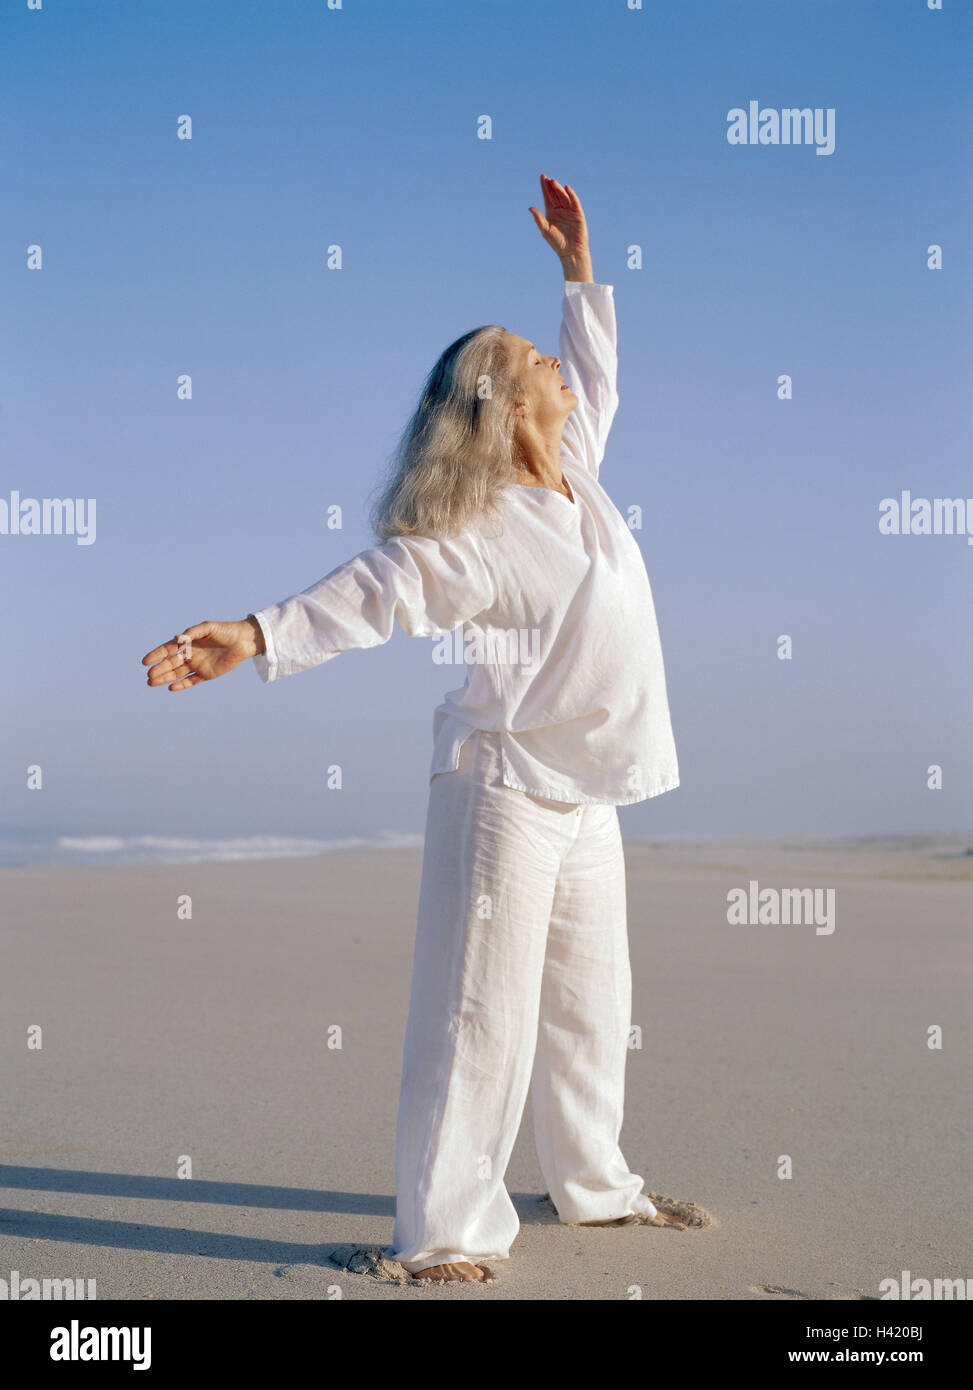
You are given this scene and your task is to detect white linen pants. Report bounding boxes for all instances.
[385,728,657,1275]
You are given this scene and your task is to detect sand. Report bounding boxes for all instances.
[1,836,969,1300]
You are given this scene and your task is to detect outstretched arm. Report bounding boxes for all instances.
[529,174,618,477]
[247,532,496,684]
[142,531,496,692]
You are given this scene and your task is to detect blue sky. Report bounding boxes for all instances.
[3,0,970,851]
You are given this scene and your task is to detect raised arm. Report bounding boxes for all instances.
[529,174,618,478]
[142,530,496,692]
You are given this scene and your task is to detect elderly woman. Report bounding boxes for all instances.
[143,175,683,1283]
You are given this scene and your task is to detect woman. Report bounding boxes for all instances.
[142,175,684,1283]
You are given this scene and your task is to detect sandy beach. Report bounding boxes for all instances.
[1,835,969,1301]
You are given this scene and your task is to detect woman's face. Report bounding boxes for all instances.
[502,332,578,431]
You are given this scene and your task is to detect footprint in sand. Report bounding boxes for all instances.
[325,1245,414,1285]
[749,1283,811,1299]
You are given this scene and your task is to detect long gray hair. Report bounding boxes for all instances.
[368,324,523,542]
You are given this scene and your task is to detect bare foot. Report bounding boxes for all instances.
[644,1209,687,1230]
[576,1209,687,1230]
[411,1261,494,1282]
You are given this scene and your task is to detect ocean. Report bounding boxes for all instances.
[0,828,425,869]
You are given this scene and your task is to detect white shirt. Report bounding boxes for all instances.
[251,280,679,806]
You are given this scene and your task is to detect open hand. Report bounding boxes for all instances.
[142,618,261,692]
[528,174,591,270]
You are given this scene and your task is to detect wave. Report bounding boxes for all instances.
[0,831,424,869]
